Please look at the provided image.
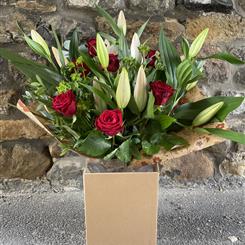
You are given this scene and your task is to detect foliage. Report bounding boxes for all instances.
[0,7,244,164]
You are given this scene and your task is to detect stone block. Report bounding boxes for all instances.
[0,140,52,179]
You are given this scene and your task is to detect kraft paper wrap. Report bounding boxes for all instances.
[17,87,226,167]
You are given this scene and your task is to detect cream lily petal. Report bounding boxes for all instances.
[52,47,68,67]
[117,10,127,35]
[134,65,148,112]
[130,33,141,62]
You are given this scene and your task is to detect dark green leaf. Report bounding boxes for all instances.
[69,29,79,60]
[174,96,244,123]
[155,114,176,129]
[128,95,140,115]
[159,29,181,88]
[75,131,111,157]
[158,134,189,151]
[142,140,160,155]
[202,128,245,145]
[96,6,122,37]
[201,52,245,65]
[116,139,132,163]
[137,19,149,38]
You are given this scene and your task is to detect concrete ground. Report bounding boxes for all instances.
[0,177,244,245]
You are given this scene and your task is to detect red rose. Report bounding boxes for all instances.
[52,90,76,117]
[95,109,124,136]
[146,50,156,67]
[107,54,120,72]
[150,81,174,105]
[86,38,96,57]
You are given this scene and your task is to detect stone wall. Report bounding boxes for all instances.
[0,0,244,180]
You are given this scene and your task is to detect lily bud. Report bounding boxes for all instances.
[96,33,109,69]
[130,33,142,62]
[192,101,224,126]
[116,67,131,109]
[134,65,148,112]
[117,10,127,36]
[51,47,68,67]
[31,30,50,57]
[93,77,107,113]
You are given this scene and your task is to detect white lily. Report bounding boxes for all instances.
[116,68,131,109]
[51,47,68,67]
[117,10,127,36]
[31,30,50,57]
[130,33,141,62]
[134,65,148,112]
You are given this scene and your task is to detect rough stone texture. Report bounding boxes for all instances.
[0,0,245,179]
[96,17,185,46]
[0,119,47,140]
[0,140,52,179]
[161,151,214,180]
[185,13,245,44]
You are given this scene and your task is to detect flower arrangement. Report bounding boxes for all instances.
[0,6,244,164]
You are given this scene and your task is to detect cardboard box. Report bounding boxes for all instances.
[83,172,159,245]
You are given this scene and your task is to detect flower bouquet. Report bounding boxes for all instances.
[0,6,244,244]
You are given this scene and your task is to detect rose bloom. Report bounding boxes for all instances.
[107,54,120,72]
[86,38,96,57]
[150,80,174,105]
[52,90,76,117]
[146,50,156,67]
[95,109,124,136]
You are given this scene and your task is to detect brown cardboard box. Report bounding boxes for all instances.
[83,172,159,245]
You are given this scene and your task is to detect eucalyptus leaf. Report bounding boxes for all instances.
[142,140,160,155]
[155,114,176,129]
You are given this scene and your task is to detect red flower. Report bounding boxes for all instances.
[146,50,156,67]
[107,54,120,72]
[86,38,96,57]
[52,90,76,117]
[150,81,174,105]
[95,109,124,136]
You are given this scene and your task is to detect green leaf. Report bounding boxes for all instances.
[155,114,176,129]
[75,131,111,157]
[137,18,149,38]
[116,139,132,163]
[23,34,48,58]
[189,28,209,58]
[52,26,65,67]
[201,52,245,65]
[96,6,122,37]
[62,125,80,140]
[118,31,129,57]
[181,37,189,58]
[157,134,189,151]
[128,95,140,115]
[145,91,155,119]
[142,140,160,155]
[79,51,108,81]
[202,128,245,145]
[176,59,193,86]
[174,96,244,123]
[159,29,181,88]
[69,29,79,60]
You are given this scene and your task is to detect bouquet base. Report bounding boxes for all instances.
[83,172,159,245]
